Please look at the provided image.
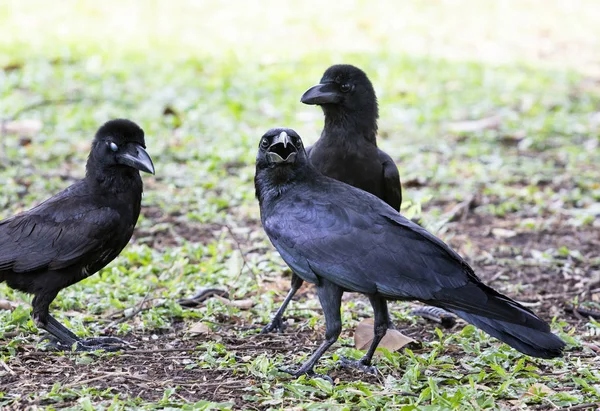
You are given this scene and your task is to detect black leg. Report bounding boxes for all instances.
[339,295,389,374]
[261,273,304,333]
[40,315,133,352]
[33,293,133,352]
[280,278,343,383]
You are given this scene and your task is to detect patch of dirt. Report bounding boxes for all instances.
[135,206,224,249]
[0,326,319,410]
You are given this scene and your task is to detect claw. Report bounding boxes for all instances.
[337,356,378,375]
[261,316,287,334]
[279,367,334,384]
[76,336,134,352]
[41,335,134,352]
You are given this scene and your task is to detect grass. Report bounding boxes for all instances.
[1,0,599,409]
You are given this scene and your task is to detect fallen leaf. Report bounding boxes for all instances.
[2,62,23,72]
[188,322,211,335]
[522,383,556,398]
[447,115,501,134]
[2,119,43,136]
[473,384,491,391]
[491,228,517,238]
[582,342,600,353]
[354,318,415,354]
[214,295,255,310]
[0,299,18,311]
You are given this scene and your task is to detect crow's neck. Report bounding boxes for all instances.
[86,165,143,197]
[255,164,318,207]
[322,107,378,146]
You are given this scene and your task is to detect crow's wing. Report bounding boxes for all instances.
[263,184,536,323]
[377,149,401,211]
[0,189,121,273]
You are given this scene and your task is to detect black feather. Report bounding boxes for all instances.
[255,128,565,375]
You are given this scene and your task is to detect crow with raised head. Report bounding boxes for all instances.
[262,64,403,333]
[0,119,155,351]
[255,128,565,380]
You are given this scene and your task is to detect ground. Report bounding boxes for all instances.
[0,1,599,410]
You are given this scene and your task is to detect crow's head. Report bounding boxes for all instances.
[89,119,155,175]
[255,128,312,202]
[256,128,307,170]
[301,64,378,120]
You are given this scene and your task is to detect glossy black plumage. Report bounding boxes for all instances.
[255,128,565,379]
[261,64,402,333]
[0,119,155,351]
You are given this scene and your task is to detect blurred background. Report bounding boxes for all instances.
[1,1,599,408]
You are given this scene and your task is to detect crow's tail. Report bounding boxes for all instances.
[449,309,565,358]
[434,283,565,358]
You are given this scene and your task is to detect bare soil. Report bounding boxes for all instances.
[1,210,598,410]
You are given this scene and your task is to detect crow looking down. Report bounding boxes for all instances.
[255,128,565,380]
[262,64,402,333]
[0,119,155,351]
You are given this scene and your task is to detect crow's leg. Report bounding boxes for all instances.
[280,279,342,383]
[261,273,304,334]
[339,295,389,374]
[33,293,132,352]
[31,291,78,346]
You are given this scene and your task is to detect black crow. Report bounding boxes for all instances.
[255,128,565,380]
[0,119,155,351]
[262,64,403,333]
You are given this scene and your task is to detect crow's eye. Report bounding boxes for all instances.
[109,142,119,152]
[260,138,270,149]
[294,138,302,147]
[340,83,352,93]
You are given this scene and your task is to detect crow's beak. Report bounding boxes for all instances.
[117,144,155,174]
[267,131,298,164]
[301,83,342,105]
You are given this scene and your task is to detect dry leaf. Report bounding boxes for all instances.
[522,383,556,398]
[214,295,254,310]
[188,322,211,335]
[0,299,18,311]
[447,115,501,133]
[354,318,415,354]
[3,119,43,136]
[491,228,517,238]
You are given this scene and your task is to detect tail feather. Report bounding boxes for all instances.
[432,283,565,358]
[450,310,565,358]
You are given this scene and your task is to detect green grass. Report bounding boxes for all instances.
[1,1,599,410]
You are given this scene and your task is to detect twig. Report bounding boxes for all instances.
[63,371,152,389]
[22,346,207,357]
[443,195,478,224]
[225,223,257,282]
[546,402,600,411]
[103,291,155,330]
[0,359,16,375]
[178,288,229,308]
[564,304,600,320]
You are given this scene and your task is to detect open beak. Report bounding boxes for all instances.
[267,131,298,164]
[300,83,342,105]
[117,144,155,174]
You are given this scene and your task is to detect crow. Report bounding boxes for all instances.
[255,128,565,380]
[0,119,155,351]
[262,64,403,333]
